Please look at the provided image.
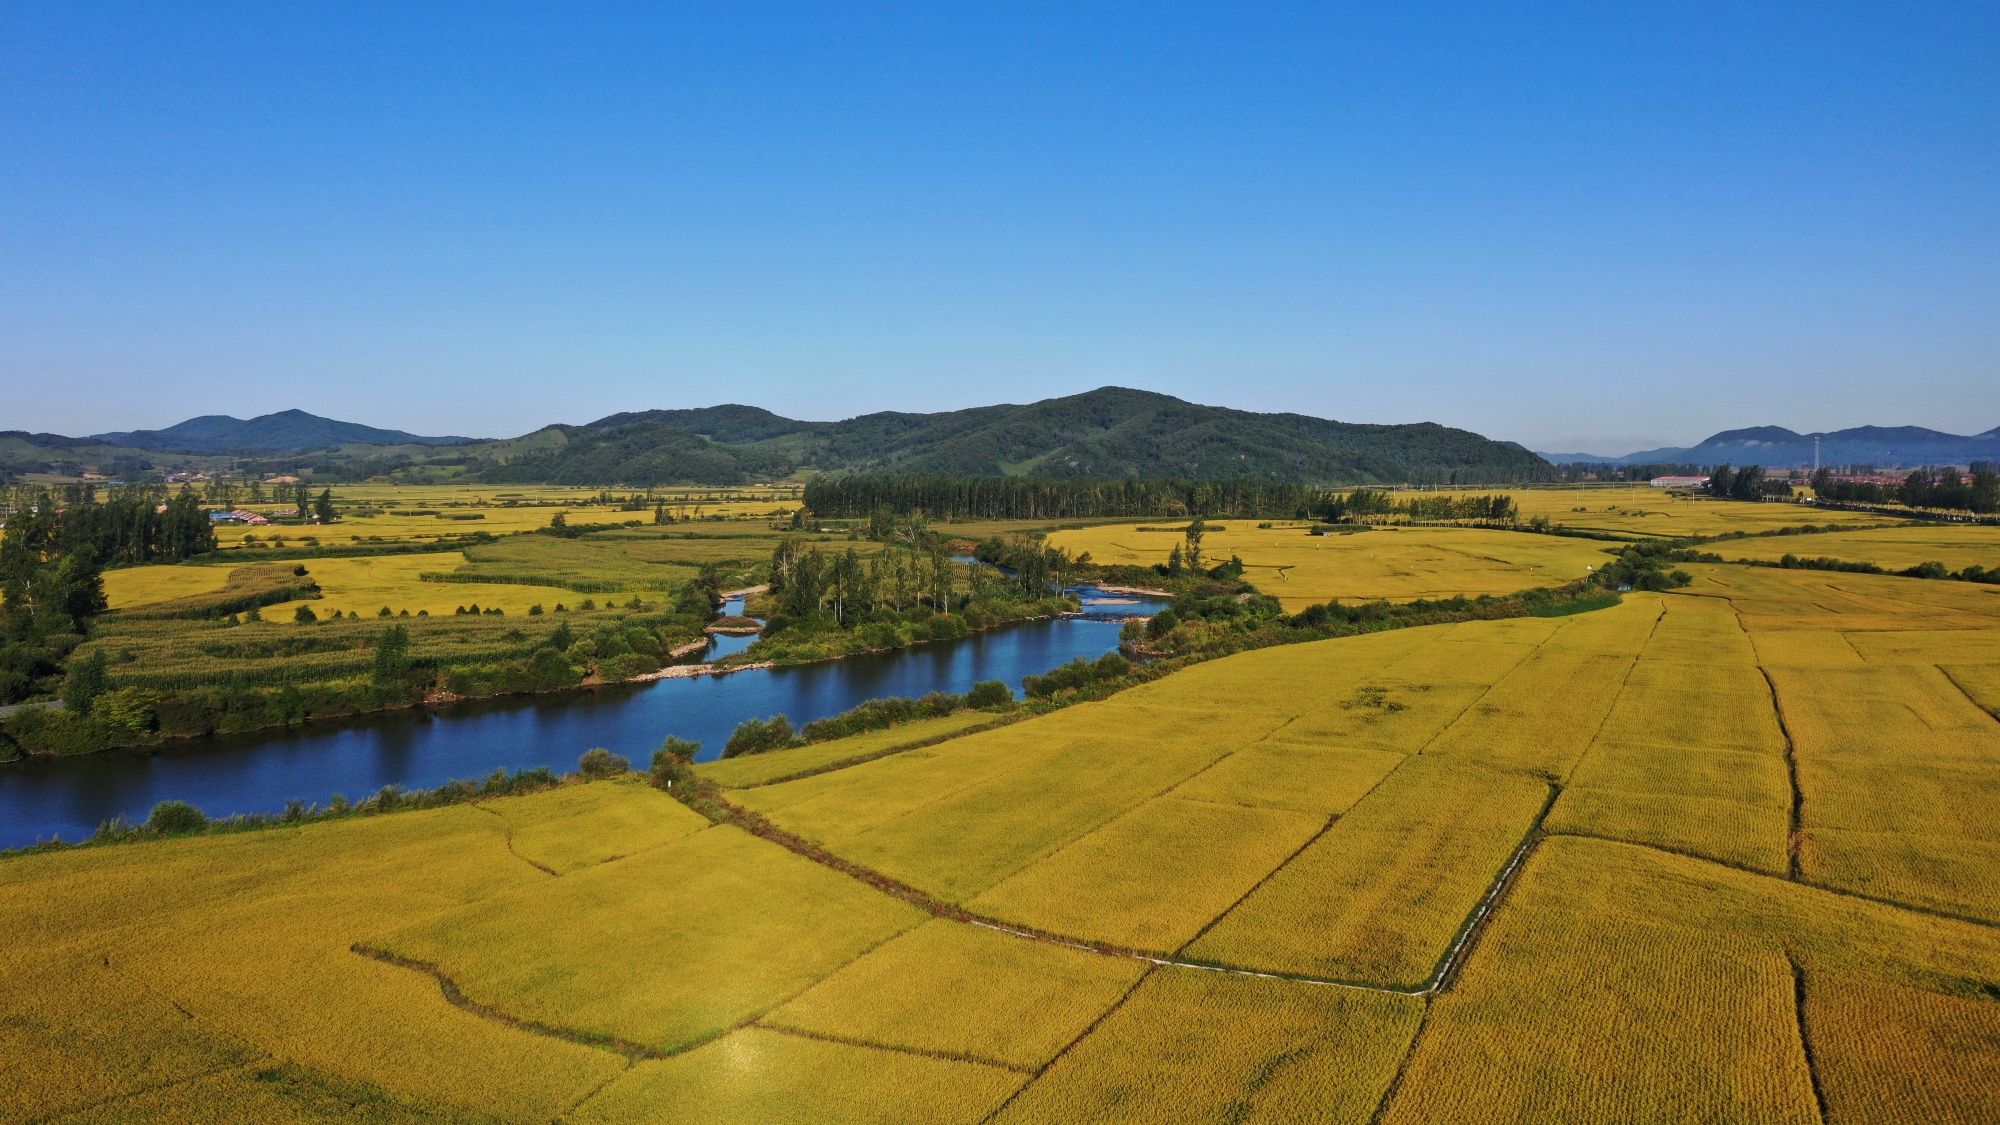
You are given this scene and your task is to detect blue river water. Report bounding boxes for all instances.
[0,588,1166,849]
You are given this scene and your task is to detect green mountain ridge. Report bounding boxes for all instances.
[474,387,1548,486]
[6,389,1551,486]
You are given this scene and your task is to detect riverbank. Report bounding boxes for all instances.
[0,608,1154,848]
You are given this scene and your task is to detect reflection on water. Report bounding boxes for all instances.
[0,588,1165,849]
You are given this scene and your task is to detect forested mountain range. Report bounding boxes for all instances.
[92,409,473,453]
[15,389,1547,485]
[1542,424,2000,468]
[474,388,1549,485]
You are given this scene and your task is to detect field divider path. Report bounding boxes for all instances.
[1759,663,1807,881]
[467,802,558,877]
[975,966,1159,1125]
[751,1021,1035,1075]
[1422,783,1558,994]
[1788,953,1832,1125]
[1544,829,2000,932]
[349,944,667,1063]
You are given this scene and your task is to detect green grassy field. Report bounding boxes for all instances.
[6,505,2000,1122]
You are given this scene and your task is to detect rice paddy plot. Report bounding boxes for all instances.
[373,825,926,1055]
[764,919,1145,1071]
[1546,765,1793,874]
[1421,650,1636,779]
[99,563,240,610]
[1770,663,2000,763]
[1802,968,2000,1125]
[0,805,626,1123]
[1501,488,1888,539]
[435,534,704,593]
[696,712,1005,789]
[1797,828,2000,925]
[570,1027,1023,1125]
[1183,757,1549,988]
[294,553,579,617]
[1378,834,2000,1124]
[966,796,1324,954]
[1846,630,2000,665]
[489,778,710,874]
[0,948,261,1122]
[991,968,1423,1125]
[741,701,1278,902]
[1045,523,1611,610]
[1631,596,1761,664]
[1379,848,1821,1125]
[1168,743,1404,815]
[1722,523,2000,574]
[1588,658,1787,757]
[1945,663,2000,720]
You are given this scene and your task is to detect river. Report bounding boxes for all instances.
[0,588,1166,849]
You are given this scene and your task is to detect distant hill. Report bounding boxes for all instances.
[93,410,475,453]
[1542,424,2000,468]
[474,387,1550,486]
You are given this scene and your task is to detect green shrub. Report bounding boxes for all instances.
[723,715,797,759]
[578,747,630,778]
[146,800,208,834]
[967,680,1013,709]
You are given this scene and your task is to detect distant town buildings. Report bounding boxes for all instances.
[1648,476,1710,488]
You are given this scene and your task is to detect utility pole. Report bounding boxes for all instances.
[1814,435,1821,474]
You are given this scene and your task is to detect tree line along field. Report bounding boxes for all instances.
[6,499,2000,1123]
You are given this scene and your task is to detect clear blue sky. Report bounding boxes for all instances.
[3,3,1995,454]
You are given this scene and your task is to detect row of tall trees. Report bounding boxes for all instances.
[0,516,110,704]
[1705,464,1795,500]
[1,486,215,566]
[1805,465,2000,513]
[806,474,1520,523]
[768,541,964,627]
[1896,465,2000,513]
[803,475,1324,520]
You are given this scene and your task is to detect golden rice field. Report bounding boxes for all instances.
[1501,486,1892,538]
[204,483,799,550]
[1045,522,1613,609]
[1718,522,2000,572]
[7,504,2000,1122]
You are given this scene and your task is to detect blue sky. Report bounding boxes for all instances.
[3,3,1995,454]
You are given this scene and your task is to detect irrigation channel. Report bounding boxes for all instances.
[0,587,1168,850]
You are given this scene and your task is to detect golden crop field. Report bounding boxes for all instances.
[1502,486,1892,538]
[1045,522,1613,609]
[7,500,2000,1122]
[1719,522,2000,572]
[203,482,800,551]
[100,563,238,609]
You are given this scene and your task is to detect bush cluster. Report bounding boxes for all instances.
[1023,652,1131,698]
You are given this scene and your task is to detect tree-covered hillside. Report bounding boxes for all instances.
[467,388,1549,486]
